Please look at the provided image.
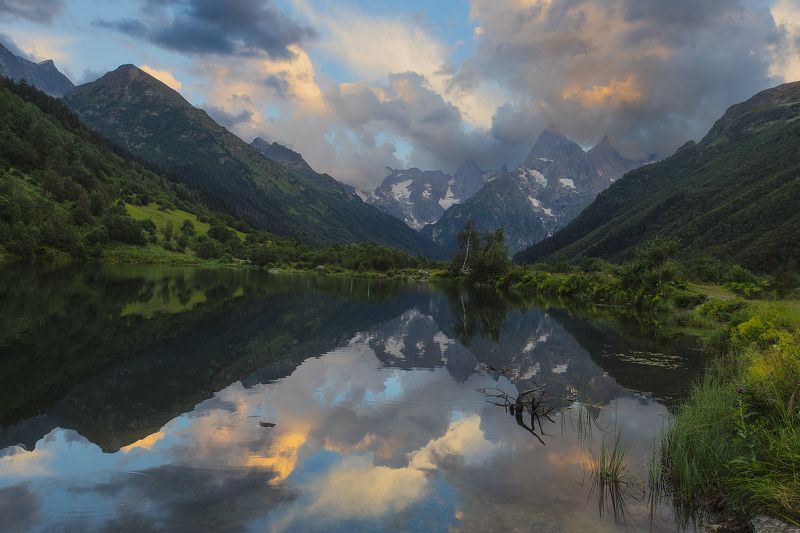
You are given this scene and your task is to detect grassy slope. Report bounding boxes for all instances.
[124,203,245,240]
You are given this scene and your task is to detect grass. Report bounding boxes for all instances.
[588,430,644,523]
[102,242,206,265]
[125,203,246,240]
[660,301,800,525]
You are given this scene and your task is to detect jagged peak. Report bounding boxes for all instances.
[454,159,483,176]
[544,123,562,134]
[589,134,616,153]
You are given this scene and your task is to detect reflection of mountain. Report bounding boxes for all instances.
[0,266,702,454]
[0,268,420,452]
[363,288,703,406]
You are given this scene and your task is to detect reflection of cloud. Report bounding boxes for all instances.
[0,446,50,479]
[284,414,495,525]
[247,426,309,485]
[409,414,496,471]
[120,431,165,453]
[306,456,428,519]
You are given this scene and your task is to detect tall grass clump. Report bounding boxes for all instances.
[661,302,800,524]
[589,430,644,522]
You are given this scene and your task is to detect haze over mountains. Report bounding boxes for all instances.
[363,161,486,229]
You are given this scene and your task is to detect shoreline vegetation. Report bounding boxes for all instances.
[447,223,799,528]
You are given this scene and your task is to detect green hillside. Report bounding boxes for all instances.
[0,77,227,262]
[64,65,441,258]
[516,81,800,274]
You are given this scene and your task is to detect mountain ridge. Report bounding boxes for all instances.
[516,81,800,273]
[64,65,442,257]
[0,41,75,97]
[422,128,640,254]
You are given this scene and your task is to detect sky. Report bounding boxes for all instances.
[1,0,799,190]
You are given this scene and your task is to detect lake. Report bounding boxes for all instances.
[0,265,706,532]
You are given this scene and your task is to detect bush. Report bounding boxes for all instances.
[102,207,146,245]
[193,237,222,259]
[208,224,234,243]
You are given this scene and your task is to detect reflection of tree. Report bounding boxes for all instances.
[444,285,512,345]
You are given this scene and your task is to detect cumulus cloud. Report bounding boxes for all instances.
[94,0,315,58]
[139,65,183,90]
[770,0,800,82]
[80,0,800,191]
[458,0,785,159]
[0,0,63,24]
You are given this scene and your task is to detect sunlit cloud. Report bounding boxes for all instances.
[120,431,166,453]
[770,0,800,82]
[140,65,182,90]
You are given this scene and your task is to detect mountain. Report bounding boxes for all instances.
[0,42,74,96]
[516,81,800,273]
[422,127,638,254]
[251,137,316,176]
[587,135,640,185]
[365,160,486,229]
[64,65,441,257]
[421,167,549,253]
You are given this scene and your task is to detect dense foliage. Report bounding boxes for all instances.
[517,81,800,275]
[448,220,511,283]
[0,78,211,261]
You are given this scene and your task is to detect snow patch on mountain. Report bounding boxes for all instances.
[391,179,413,202]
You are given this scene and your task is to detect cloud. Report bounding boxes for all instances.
[0,29,72,63]
[770,0,800,82]
[93,0,315,59]
[104,0,796,191]
[203,105,254,129]
[139,65,183,90]
[0,0,63,24]
[456,0,785,159]
[0,32,29,58]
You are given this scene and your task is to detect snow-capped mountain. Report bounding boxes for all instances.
[365,160,487,229]
[422,127,641,254]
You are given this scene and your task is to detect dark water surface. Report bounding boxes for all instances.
[0,266,705,532]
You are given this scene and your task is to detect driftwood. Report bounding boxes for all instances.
[478,385,555,444]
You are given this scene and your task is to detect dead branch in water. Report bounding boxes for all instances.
[478,385,556,444]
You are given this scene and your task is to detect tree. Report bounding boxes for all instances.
[180,219,195,237]
[450,221,510,283]
[208,223,234,243]
[162,221,174,242]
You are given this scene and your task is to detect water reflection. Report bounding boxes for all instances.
[0,266,703,531]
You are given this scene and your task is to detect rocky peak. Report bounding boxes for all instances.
[251,137,316,176]
[452,160,486,199]
[587,134,640,183]
[523,125,583,166]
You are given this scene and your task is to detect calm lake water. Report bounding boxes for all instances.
[0,266,705,532]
